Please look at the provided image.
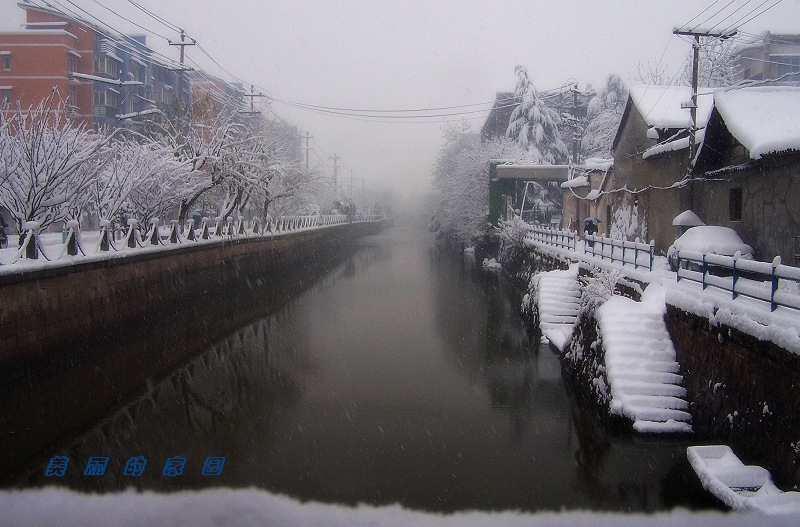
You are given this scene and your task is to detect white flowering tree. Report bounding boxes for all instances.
[506,65,569,164]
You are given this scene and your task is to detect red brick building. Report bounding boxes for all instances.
[0,5,94,125]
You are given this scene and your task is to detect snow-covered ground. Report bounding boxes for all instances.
[1,488,797,527]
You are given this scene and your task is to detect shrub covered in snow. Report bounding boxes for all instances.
[578,266,621,318]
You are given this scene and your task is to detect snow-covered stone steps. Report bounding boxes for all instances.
[622,395,689,410]
[621,405,692,423]
[534,265,581,353]
[608,348,677,362]
[605,359,680,373]
[612,380,688,397]
[607,370,683,384]
[596,289,693,435]
[634,419,693,434]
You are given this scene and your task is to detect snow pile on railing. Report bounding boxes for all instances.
[0,215,383,273]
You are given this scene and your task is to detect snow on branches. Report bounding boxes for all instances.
[582,75,628,159]
[506,65,568,165]
[0,90,327,237]
[431,121,531,247]
[0,90,115,233]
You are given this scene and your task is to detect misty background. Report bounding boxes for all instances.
[1,0,798,205]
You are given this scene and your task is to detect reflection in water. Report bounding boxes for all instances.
[6,223,719,512]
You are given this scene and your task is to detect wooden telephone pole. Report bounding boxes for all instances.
[168,29,195,121]
[673,27,736,208]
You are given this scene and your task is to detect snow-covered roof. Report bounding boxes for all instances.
[581,158,613,171]
[560,175,588,189]
[629,85,714,130]
[642,137,689,159]
[714,86,800,159]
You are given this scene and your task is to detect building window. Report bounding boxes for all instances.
[729,187,743,221]
[93,89,119,109]
[67,54,77,74]
[1,88,10,104]
[2,54,10,70]
[94,56,120,77]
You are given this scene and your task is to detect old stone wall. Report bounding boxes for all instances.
[0,222,384,368]
[666,305,800,488]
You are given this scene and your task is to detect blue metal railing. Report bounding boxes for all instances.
[676,251,800,312]
[584,234,655,272]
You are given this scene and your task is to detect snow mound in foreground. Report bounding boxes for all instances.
[1,488,798,527]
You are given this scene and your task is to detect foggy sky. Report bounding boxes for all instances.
[2,0,799,200]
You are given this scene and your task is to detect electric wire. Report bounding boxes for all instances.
[680,0,723,30]
[689,0,741,33]
[87,0,172,42]
[124,0,182,33]
[705,0,754,33]
[723,0,783,32]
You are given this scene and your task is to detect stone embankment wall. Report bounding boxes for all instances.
[667,306,800,488]
[0,221,384,368]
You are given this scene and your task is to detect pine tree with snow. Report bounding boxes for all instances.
[506,65,568,165]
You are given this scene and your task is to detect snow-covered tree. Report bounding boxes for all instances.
[86,136,184,225]
[637,38,739,88]
[506,65,569,164]
[431,121,530,247]
[231,118,318,221]
[680,38,740,88]
[581,74,628,159]
[0,91,115,233]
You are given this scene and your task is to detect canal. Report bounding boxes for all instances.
[3,221,719,512]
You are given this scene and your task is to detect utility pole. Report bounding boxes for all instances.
[349,169,354,199]
[330,153,340,195]
[168,29,195,122]
[300,132,313,172]
[571,84,580,165]
[362,178,366,212]
[241,85,266,115]
[673,27,736,209]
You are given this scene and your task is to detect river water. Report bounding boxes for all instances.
[9,222,719,512]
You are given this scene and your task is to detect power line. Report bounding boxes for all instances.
[125,0,182,33]
[706,0,755,33]
[688,0,740,33]
[724,0,783,31]
[87,0,171,41]
[29,0,183,70]
[680,0,723,30]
